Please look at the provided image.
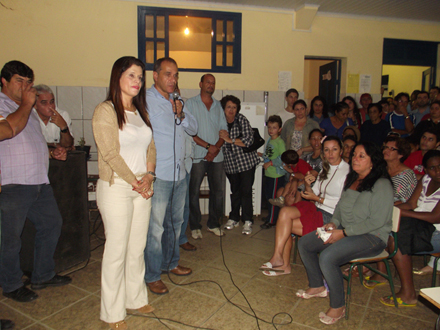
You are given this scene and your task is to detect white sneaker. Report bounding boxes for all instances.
[242,221,253,235]
[224,219,239,230]
[191,229,203,240]
[207,227,225,237]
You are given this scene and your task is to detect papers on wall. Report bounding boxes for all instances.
[278,71,292,92]
[347,74,360,94]
[359,74,372,93]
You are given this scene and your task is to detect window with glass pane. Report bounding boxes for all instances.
[138,7,241,73]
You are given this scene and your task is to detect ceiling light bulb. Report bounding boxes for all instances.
[184,27,189,35]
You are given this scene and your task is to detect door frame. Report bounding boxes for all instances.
[304,56,341,106]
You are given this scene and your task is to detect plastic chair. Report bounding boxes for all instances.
[344,206,401,320]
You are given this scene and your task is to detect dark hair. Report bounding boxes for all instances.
[309,96,329,119]
[220,95,241,113]
[308,128,323,140]
[431,86,440,92]
[266,115,282,128]
[418,91,430,99]
[431,100,440,109]
[423,150,440,169]
[342,96,361,124]
[285,88,299,98]
[344,141,389,192]
[319,136,343,181]
[106,56,151,130]
[200,73,214,83]
[342,96,359,112]
[367,102,382,114]
[383,136,411,163]
[293,99,307,110]
[394,92,410,102]
[343,135,357,144]
[281,150,299,165]
[0,60,34,87]
[421,127,440,144]
[153,57,178,73]
[333,101,349,114]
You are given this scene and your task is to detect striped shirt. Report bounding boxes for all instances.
[391,169,417,203]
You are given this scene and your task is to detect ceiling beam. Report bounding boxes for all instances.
[293,4,319,31]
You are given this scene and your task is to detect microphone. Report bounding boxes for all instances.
[171,91,180,102]
[171,91,180,115]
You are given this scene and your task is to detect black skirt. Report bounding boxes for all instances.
[396,216,435,255]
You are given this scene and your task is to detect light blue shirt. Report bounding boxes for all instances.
[185,94,228,163]
[146,85,198,181]
[411,107,431,126]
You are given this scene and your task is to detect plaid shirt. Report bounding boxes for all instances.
[222,113,260,174]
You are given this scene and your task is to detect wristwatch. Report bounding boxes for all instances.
[205,143,211,150]
[146,171,156,182]
[231,138,236,145]
[61,126,69,133]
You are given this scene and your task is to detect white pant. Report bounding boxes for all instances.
[97,178,151,323]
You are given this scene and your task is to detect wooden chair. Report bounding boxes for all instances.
[344,206,401,319]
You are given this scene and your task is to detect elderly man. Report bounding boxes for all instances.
[34,84,73,148]
[186,74,227,238]
[0,61,71,304]
[144,57,197,295]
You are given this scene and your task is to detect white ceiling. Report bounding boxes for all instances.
[170,0,440,23]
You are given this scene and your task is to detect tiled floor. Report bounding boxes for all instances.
[1,214,438,330]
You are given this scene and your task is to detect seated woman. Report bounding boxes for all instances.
[297,142,393,324]
[260,136,349,276]
[360,136,417,284]
[320,102,354,140]
[377,150,440,307]
[301,129,324,173]
[383,136,417,204]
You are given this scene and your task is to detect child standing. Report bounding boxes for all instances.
[260,115,286,229]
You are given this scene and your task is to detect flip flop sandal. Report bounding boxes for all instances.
[262,270,291,277]
[379,295,417,307]
[258,262,284,272]
[363,279,386,289]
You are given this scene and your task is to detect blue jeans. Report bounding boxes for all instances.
[298,230,385,308]
[0,184,62,292]
[144,176,186,283]
[178,173,191,246]
[189,161,225,230]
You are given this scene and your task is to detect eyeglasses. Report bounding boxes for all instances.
[382,145,399,152]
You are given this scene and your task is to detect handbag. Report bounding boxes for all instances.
[242,127,265,153]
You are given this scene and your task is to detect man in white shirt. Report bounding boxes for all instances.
[275,88,298,125]
[34,84,73,148]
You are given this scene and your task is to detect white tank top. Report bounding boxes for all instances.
[119,110,152,176]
